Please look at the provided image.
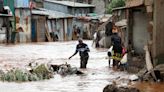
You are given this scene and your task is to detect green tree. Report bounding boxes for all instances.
[107,0,125,14]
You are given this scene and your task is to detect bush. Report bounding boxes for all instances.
[107,0,125,14]
[0,69,28,82]
[33,64,53,80]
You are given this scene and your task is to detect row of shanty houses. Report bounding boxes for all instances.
[112,0,164,66]
[1,0,107,44]
[95,0,164,66]
[31,8,74,42]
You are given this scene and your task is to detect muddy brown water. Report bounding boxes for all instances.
[132,82,164,92]
[0,41,163,92]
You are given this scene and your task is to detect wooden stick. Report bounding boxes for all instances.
[144,45,157,81]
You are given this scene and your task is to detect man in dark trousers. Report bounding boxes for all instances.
[69,38,90,68]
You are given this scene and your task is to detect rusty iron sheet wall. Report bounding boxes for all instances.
[15,8,31,43]
[56,19,64,41]
[32,15,46,42]
[36,16,46,42]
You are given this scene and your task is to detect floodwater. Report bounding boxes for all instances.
[132,82,164,92]
[0,41,163,92]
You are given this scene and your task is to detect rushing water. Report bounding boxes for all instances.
[0,41,163,92]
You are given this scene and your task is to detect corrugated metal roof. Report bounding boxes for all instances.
[100,15,112,22]
[112,7,127,11]
[0,13,12,17]
[45,0,95,7]
[38,8,74,19]
[115,19,127,27]
[32,9,49,16]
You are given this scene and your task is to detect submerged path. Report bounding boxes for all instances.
[0,41,163,92]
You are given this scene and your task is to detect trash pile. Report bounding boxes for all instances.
[51,63,84,76]
[0,62,83,82]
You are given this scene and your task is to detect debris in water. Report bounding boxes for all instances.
[0,64,54,82]
[51,63,84,76]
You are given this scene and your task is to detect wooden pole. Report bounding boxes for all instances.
[144,45,157,81]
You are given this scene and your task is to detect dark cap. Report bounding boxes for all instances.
[78,38,83,41]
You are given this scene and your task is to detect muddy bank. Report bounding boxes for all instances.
[137,64,164,82]
[125,54,164,82]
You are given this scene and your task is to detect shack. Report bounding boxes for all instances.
[38,8,74,41]
[0,14,12,43]
[112,0,164,68]
[31,9,49,42]
[0,2,13,44]
[44,0,95,40]
[14,0,31,43]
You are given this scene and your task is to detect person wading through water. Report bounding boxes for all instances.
[111,26,122,70]
[69,38,90,68]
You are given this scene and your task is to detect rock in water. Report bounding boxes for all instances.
[103,84,117,92]
[129,74,139,81]
[103,84,140,92]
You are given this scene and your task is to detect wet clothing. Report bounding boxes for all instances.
[111,33,122,53]
[111,33,122,68]
[80,55,89,68]
[75,43,90,68]
[76,43,89,57]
